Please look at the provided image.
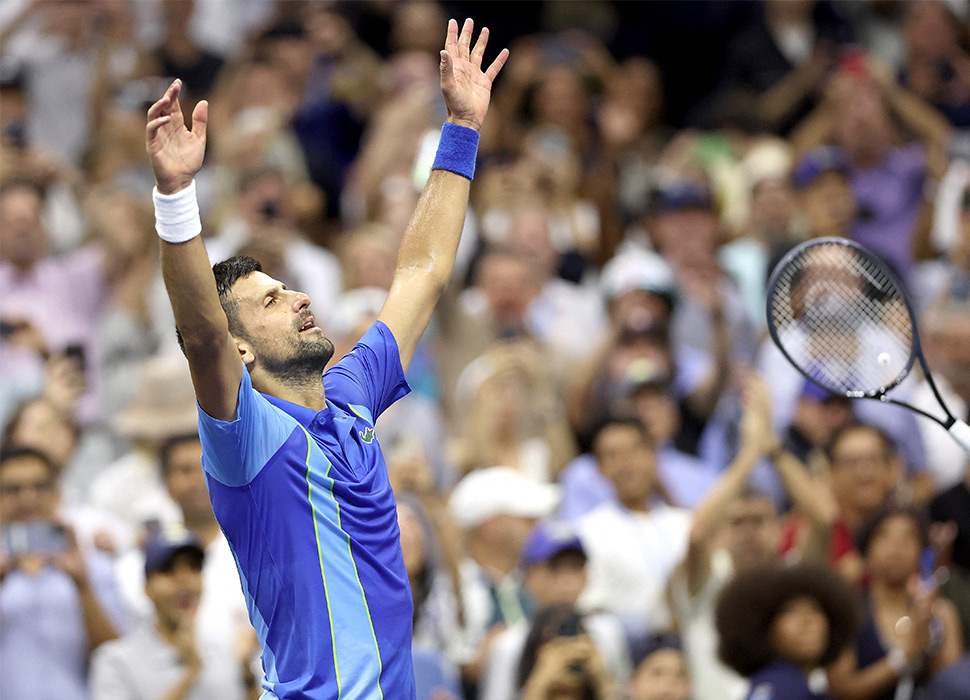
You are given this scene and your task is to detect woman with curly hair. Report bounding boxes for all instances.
[716,562,861,700]
[826,504,963,700]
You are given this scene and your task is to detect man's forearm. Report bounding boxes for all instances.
[394,164,471,290]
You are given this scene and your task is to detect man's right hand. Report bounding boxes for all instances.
[146,79,208,195]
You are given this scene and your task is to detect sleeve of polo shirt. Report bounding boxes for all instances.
[197,369,295,487]
[325,321,411,420]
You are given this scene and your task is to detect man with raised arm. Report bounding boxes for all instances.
[145,18,507,700]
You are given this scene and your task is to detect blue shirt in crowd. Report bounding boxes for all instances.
[198,321,415,700]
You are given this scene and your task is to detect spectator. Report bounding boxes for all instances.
[671,376,836,700]
[87,355,197,543]
[0,178,128,422]
[629,636,691,700]
[396,497,464,700]
[90,528,252,700]
[480,520,631,700]
[447,467,559,693]
[516,605,613,700]
[716,562,861,700]
[792,145,856,239]
[718,0,850,134]
[782,380,855,471]
[899,0,970,128]
[114,434,251,677]
[931,458,970,574]
[0,447,126,700]
[828,504,964,699]
[781,423,903,582]
[574,417,691,640]
[451,340,576,481]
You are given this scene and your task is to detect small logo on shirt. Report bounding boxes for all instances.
[359,427,376,444]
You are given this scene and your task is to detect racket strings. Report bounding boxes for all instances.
[769,242,914,397]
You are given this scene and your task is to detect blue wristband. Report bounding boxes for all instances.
[432,122,480,180]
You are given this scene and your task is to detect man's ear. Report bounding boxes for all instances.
[235,337,255,367]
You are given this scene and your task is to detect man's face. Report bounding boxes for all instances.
[476,255,539,330]
[0,456,58,523]
[163,439,210,523]
[722,496,780,570]
[231,272,334,381]
[524,550,588,608]
[651,209,719,266]
[145,553,203,629]
[801,171,855,236]
[0,186,47,269]
[594,424,655,508]
[829,428,898,514]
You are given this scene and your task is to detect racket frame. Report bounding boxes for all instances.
[766,237,959,430]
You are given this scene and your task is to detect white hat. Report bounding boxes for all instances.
[600,249,677,303]
[448,467,560,530]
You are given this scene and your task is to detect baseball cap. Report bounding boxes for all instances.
[144,525,205,577]
[520,520,586,567]
[792,147,850,190]
[448,467,560,530]
[600,249,678,305]
[650,181,715,214]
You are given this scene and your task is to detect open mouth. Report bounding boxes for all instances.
[299,317,316,332]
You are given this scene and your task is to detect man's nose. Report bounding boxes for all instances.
[290,290,311,311]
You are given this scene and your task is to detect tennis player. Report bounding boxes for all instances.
[145,18,506,700]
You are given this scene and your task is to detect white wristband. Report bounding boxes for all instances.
[153,180,201,243]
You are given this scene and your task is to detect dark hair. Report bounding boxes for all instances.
[516,605,590,691]
[824,422,895,463]
[716,562,861,678]
[0,447,60,478]
[591,415,653,456]
[158,433,202,479]
[1,398,81,463]
[0,177,45,201]
[176,256,261,354]
[855,503,930,557]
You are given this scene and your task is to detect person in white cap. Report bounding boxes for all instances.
[447,466,559,693]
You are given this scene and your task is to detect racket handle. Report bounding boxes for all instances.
[949,420,970,457]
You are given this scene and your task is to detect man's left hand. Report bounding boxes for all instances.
[440,18,508,132]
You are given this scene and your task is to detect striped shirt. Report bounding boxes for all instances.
[198,322,415,699]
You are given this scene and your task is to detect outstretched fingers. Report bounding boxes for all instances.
[484,48,510,83]
[146,115,172,141]
[147,79,183,121]
[470,26,488,68]
[191,100,208,142]
[457,17,473,60]
[445,18,459,56]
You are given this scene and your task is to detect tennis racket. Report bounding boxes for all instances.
[766,237,970,456]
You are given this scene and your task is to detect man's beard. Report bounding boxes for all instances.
[257,334,335,385]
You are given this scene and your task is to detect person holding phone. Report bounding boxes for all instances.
[145,17,507,699]
[827,504,963,700]
[0,447,127,700]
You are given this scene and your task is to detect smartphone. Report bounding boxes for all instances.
[63,343,86,371]
[2,521,69,556]
[0,319,19,339]
[920,547,937,592]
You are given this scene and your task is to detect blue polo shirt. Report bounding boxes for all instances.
[198,321,414,700]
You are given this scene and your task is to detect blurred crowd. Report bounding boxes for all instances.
[1,1,970,699]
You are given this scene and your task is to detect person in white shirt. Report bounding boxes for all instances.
[115,433,251,679]
[669,376,836,700]
[481,520,631,700]
[91,528,250,700]
[447,467,559,692]
[575,417,692,639]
